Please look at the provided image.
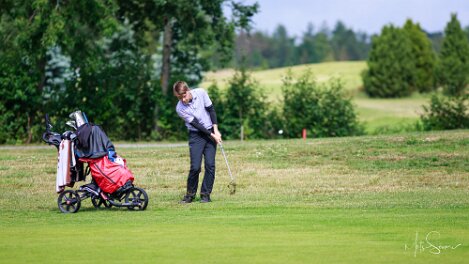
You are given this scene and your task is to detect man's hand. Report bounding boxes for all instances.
[211,133,222,144]
[211,125,222,144]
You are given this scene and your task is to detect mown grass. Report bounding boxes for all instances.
[201,61,430,135]
[1,130,468,263]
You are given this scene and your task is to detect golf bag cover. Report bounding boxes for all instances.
[75,124,115,159]
[79,156,134,194]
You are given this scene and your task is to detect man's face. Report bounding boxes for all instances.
[175,91,192,105]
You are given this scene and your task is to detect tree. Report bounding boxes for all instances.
[313,24,334,62]
[331,21,369,61]
[96,20,157,140]
[0,0,118,143]
[222,67,268,139]
[332,21,355,60]
[438,14,469,96]
[363,25,416,98]
[296,23,334,64]
[117,0,258,94]
[403,19,437,93]
[271,25,296,67]
[116,0,258,138]
[234,31,273,69]
[297,23,317,64]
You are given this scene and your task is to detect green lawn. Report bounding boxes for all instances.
[1,130,468,263]
[355,94,429,134]
[201,61,430,135]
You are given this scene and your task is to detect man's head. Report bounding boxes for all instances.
[173,81,192,105]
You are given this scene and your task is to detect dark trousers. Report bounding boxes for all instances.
[186,131,217,196]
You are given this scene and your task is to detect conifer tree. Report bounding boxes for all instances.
[438,14,469,96]
[363,25,416,97]
[403,19,436,93]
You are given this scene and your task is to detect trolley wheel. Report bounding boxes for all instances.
[124,187,148,211]
[57,190,81,213]
[91,195,112,209]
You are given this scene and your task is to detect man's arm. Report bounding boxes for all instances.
[189,118,222,143]
[189,118,211,136]
[205,105,218,125]
[205,105,222,143]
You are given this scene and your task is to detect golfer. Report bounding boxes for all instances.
[173,81,222,203]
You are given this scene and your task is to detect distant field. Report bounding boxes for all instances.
[201,61,367,101]
[201,61,429,134]
[1,130,468,263]
[355,94,429,134]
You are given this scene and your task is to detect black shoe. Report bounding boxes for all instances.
[200,194,212,203]
[179,195,194,204]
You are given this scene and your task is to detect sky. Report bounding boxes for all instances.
[239,0,469,36]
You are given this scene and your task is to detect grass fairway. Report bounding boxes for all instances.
[355,94,429,134]
[1,130,469,263]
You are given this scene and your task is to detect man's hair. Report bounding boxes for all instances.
[173,81,189,95]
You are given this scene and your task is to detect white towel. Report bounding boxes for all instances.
[56,140,71,193]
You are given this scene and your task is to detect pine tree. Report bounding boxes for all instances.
[403,19,436,93]
[438,14,469,96]
[363,25,416,97]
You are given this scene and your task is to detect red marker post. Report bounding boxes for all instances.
[302,128,306,140]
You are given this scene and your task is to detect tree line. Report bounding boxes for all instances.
[227,21,370,69]
[222,20,469,70]
[1,1,467,144]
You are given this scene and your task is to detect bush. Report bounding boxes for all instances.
[421,94,469,130]
[211,68,281,140]
[282,69,364,138]
[207,70,284,140]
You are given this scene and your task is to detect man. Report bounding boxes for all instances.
[174,81,222,203]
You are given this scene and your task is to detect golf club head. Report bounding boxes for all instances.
[66,120,77,130]
[228,181,236,195]
[69,110,87,128]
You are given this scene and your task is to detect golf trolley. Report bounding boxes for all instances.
[42,112,148,213]
[57,180,148,213]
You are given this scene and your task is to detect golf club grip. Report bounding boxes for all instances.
[45,114,51,132]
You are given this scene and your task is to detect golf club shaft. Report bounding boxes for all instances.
[219,143,235,182]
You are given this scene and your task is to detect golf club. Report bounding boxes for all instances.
[219,142,236,194]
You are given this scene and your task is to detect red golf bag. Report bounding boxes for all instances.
[80,156,134,194]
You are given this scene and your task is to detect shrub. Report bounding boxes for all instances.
[282,69,364,138]
[421,94,469,130]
